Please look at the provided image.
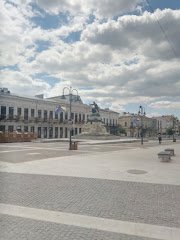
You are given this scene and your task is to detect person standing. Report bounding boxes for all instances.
[158,133,162,144]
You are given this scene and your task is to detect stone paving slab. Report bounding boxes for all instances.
[0,214,160,240]
[1,172,180,228]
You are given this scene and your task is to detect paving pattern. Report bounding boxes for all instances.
[0,141,180,240]
[1,172,180,228]
[0,140,175,163]
[0,215,159,240]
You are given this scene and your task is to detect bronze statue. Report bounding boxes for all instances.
[91,101,99,114]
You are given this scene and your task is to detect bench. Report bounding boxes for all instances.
[158,151,171,162]
[164,148,175,156]
[164,148,174,156]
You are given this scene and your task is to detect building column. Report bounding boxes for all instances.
[53,127,55,138]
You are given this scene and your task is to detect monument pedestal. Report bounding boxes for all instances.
[82,122,108,136]
[74,121,120,140]
[73,101,120,140]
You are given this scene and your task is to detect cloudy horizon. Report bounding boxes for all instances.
[0,0,180,118]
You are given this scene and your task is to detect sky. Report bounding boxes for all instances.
[0,0,180,118]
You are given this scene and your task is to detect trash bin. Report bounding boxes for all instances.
[74,141,78,150]
[173,138,176,142]
[69,141,78,150]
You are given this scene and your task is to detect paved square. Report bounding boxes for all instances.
[0,140,180,239]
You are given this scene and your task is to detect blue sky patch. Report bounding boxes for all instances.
[31,3,70,29]
[35,40,51,52]
[64,31,81,43]
[34,73,60,86]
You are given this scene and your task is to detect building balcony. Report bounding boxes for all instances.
[63,120,68,124]
[0,115,7,121]
[35,117,43,123]
[29,117,36,122]
[5,115,14,121]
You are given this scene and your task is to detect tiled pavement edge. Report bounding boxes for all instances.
[0,215,159,240]
[0,173,180,228]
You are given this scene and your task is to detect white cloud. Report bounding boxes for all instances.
[0,1,179,117]
[0,69,50,96]
[0,0,35,66]
[82,9,180,60]
[33,0,142,17]
[150,101,180,109]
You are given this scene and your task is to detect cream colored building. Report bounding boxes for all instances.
[153,115,179,135]
[119,113,157,137]
[0,88,119,138]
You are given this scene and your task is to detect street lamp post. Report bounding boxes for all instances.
[138,105,146,145]
[62,86,78,150]
[172,117,176,142]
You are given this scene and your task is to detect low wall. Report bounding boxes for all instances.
[0,132,37,143]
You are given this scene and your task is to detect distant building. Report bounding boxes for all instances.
[119,112,157,137]
[153,115,179,135]
[0,88,119,139]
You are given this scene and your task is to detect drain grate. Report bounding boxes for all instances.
[127,169,147,174]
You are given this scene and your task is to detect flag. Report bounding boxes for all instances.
[131,117,139,127]
[55,105,65,113]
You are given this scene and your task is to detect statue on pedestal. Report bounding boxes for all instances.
[91,101,99,114]
[88,101,102,122]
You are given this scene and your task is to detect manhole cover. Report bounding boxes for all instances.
[127,169,147,174]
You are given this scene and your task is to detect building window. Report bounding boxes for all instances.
[60,112,63,122]
[75,113,78,123]
[8,126,14,132]
[0,125,5,132]
[44,110,47,120]
[9,107,14,119]
[71,112,74,120]
[49,127,53,138]
[55,127,58,138]
[24,108,28,120]
[55,112,58,119]
[16,126,21,132]
[65,127,68,138]
[38,110,41,118]
[43,127,47,138]
[38,127,41,138]
[75,128,77,135]
[49,111,53,119]
[0,106,6,119]
[31,109,35,118]
[79,114,81,122]
[65,112,68,120]
[17,108,21,116]
[30,126,34,133]
[125,122,127,127]
[79,128,81,134]
[60,127,63,138]
[24,126,28,132]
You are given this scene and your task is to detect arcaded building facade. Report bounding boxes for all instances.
[0,88,119,139]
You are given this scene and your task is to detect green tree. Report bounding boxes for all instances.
[166,127,174,136]
[118,126,126,135]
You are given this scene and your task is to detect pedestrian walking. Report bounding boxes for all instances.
[158,133,162,144]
